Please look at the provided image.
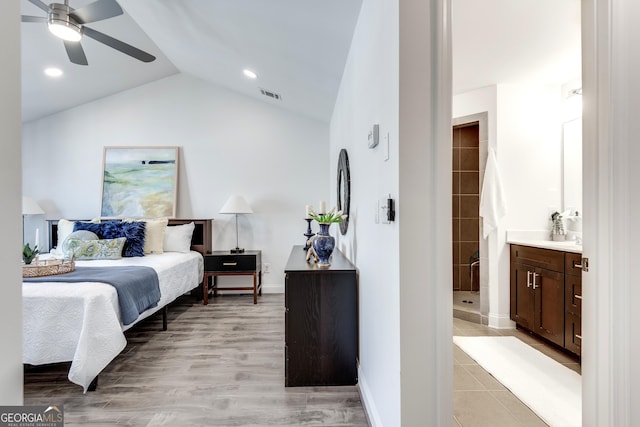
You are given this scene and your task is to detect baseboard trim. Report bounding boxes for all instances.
[211,283,284,295]
[357,366,383,427]
[488,313,515,329]
[453,308,482,324]
[261,283,284,294]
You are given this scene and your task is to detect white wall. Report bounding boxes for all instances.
[330,0,400,424]
[398,0,453,423]
[582,0,640,424]
[0,0,24,405]
[453,84,563,232]
[330,0,400,426]
[497,84,563,231]
[332,0,453,425]
[453,83,563,328]
[22,73,329,291]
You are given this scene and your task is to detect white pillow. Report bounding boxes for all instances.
[163,222,194,253]
[57,218,100,248]
[124,217,168,254]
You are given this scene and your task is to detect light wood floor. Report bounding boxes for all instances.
[24,294,369,426]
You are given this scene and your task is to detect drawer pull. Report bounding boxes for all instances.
[575,295,583,300]
[527,271,532,288]
[223,262,238,266]
[575,334,582,340]
[574,258,589,272]
[532,272,539,290]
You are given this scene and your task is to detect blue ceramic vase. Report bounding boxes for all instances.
[313,223,335,267]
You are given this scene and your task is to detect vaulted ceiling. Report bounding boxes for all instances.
[20,0,581,124]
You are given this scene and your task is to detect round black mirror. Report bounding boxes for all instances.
[337,149,350,235]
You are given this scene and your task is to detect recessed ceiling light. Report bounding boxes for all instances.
[44,67,63,77]
[243,69,258,79]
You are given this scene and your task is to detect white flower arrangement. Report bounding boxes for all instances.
[308,207,348,224]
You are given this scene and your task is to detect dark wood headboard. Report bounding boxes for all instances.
[49,219,212,256]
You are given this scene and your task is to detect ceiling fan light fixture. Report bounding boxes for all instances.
[47,3,82,42]
[48,21,82,41]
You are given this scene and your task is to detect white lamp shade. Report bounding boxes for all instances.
[22,196,45,215]
[219,195,253,214]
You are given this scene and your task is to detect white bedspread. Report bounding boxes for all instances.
[23,251,203,392]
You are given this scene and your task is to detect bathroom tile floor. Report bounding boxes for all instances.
[453,317,581,427]
[453,291,480,311]
[453,291,482,324]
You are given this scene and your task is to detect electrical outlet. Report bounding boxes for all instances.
[263,263,271,274]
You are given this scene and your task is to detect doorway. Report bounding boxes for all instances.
[452,122,481,323]
[452,112,489,325]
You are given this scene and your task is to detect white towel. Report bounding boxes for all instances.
[480,148,507,238]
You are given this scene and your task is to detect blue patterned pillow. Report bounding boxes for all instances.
[74,221,146,257]
[62,230,99,257]
[65,237,126,260]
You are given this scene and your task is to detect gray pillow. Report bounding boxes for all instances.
[62,230,99,256]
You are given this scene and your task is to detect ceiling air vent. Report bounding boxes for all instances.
[260,88,282,100]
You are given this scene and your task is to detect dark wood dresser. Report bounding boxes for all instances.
[284,246,358,387]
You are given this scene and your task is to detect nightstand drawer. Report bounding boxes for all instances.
[205,253,260,272]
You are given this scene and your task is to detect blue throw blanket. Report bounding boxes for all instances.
[24,266,161,326]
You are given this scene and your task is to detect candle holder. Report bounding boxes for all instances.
[303,218,314,250]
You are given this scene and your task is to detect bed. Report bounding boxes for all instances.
[22,219,212,392]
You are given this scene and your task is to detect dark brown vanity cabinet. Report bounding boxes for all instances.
[564,253,583,355]
[510,244,584,356]
[510,245,565,347]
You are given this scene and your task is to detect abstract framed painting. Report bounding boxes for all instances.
[101,146,179,218]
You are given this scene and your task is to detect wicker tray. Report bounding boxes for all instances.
[22,259,75,278]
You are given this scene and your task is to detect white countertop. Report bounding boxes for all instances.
[506,230,582,254]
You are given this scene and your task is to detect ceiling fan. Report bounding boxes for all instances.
[21,0,156,66]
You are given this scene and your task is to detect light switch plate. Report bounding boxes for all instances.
[380,197,390,224]
[383,132,389,161]
[368,124,379,148]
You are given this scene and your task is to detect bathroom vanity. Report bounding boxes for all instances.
[509,241,582,357]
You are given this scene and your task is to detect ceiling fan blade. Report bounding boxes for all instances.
[83,26,156,63]
[27,0,50,13]
[21,15,47,23]
[70,0,123,24]
[64,40,88,66]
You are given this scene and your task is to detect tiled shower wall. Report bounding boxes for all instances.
[452,123,480,291]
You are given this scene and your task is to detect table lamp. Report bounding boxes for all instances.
[22,196,45,247]
[219,195,253,253]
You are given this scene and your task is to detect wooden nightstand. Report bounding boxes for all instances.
[203,250,262,304]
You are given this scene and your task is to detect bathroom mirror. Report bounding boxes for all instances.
[562,118,582,215]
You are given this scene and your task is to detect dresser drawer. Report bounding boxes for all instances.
[565,311,582,356]
[510,245,564,272]
[565,253,583,277]
[565,274,582,315]
[205,253,260,272]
